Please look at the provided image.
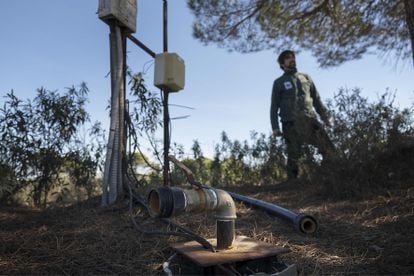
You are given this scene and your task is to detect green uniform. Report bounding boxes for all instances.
[270,71,334,178]
[270,72,329,131]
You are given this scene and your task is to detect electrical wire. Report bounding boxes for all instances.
[124,106,215,252]
[125,169,215,251]
[142,59,154,75]
[127,180,196,239]
[170,115,190,120]
[113,0,215,256]
[168,103,195,110]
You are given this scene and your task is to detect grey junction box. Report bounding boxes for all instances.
[154,53,185,92]
[98,0,137,33]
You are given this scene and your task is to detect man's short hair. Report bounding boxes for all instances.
[277,50,295,66]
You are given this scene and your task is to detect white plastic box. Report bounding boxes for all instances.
[154,53,185,92]
[98,0,137,33]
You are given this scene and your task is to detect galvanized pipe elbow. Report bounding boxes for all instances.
[212,189,236,249]
[148,187,236,220]
[213,189,237,220]
[147,186,237,250]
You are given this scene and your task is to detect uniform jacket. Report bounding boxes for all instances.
[270,72,329,131]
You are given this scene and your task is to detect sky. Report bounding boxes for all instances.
[0,0,413,158]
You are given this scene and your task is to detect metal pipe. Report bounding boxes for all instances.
[162,0,169,186]
[117,27,126,198]
[102,23,123,205]
[162,92,170,186]
[163,0,168,52]
[127,34,156,58]
[212,189,237,249]
[109,24,124,204]
[228,191,318,235]
[101,27,115,205]
[122,31,128,196]
[148,187,237,250]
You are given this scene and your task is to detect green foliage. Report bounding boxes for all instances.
[122,68,414,199]
[168,133,286,187]
[215,131,286,186]
[65,122,106,197]
[125,71,164,188]
[0,164,15,200]
[311,88,414,199]
[140,87,413,201]
[0,84,104,206]
[128,72,162,134]
[187,0,412,67]
[127,151,161,187]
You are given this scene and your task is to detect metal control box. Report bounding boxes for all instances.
[98,0,137,33]
[154,53,185,92]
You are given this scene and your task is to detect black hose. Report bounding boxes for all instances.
[228,191,318,234]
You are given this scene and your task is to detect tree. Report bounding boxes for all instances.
[187,0,414,67]
[0,84,104,206]
[312,87,414,198]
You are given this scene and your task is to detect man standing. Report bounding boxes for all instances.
[270,50,334,179]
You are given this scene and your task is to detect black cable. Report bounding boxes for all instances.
[159,218,216,252]
[127,181,197,239]
[142,59,154,75]
[125,175,215,252]
[124,106,215,252]
[168,103,195,110]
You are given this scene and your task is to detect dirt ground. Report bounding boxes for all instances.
[1,180,413,275]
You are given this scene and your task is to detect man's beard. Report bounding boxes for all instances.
[284,64,297,73]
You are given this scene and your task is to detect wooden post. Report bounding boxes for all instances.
[162,0,170,186]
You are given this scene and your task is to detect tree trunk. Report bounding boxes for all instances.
[404,0,414,66]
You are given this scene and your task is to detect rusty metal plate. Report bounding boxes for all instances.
[170,235,290,267]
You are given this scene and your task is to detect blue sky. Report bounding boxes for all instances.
[1,0,413,158]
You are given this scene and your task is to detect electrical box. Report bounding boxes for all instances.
[154,53,185,92]
[98,0,137,33]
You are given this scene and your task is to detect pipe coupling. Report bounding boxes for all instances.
[148,186,236,220]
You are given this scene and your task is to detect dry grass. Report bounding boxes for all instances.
[1,181,414,275]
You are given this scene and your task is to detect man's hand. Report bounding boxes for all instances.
[272,129,283,137]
